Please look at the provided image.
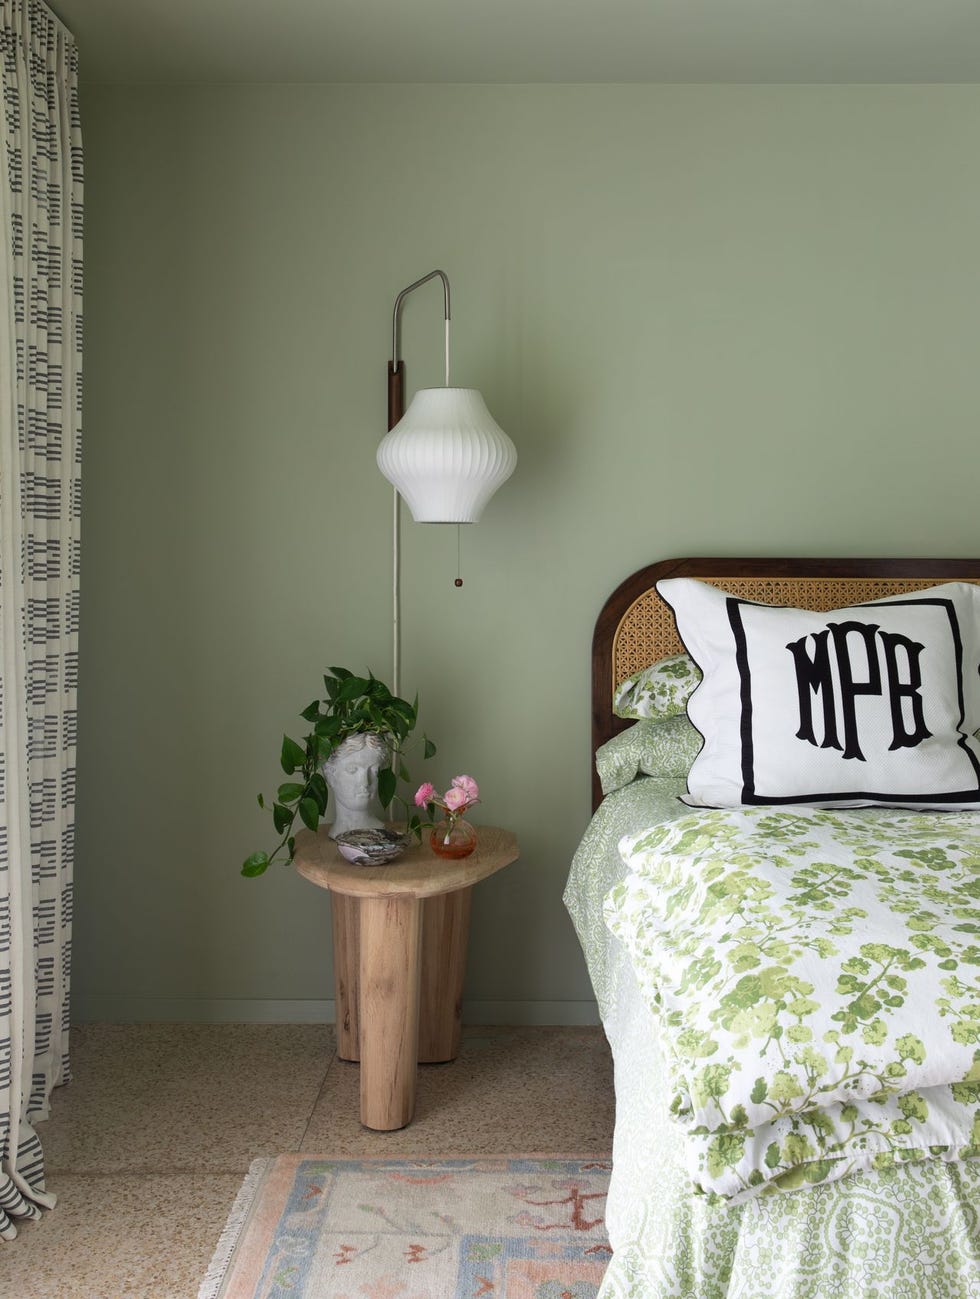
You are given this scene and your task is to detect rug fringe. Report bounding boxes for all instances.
[197,1157,271,1299]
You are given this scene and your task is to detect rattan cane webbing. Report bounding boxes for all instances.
[612,576,980,698]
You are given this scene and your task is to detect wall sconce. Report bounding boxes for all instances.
[377,270,517,693]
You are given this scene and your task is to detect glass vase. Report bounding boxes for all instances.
[430,817,477,860]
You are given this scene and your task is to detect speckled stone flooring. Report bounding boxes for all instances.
[3,1023,614,1298]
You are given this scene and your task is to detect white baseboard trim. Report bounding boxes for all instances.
[70,996,602,1027]
[464,1001,601,1026]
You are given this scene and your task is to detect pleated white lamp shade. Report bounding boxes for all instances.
[377,387,517,523]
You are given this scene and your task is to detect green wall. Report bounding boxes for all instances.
[75,84,980,1021]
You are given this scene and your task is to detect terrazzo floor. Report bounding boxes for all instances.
[2,1023,615,1299]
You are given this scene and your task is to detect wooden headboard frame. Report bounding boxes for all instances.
[591,557,980,811]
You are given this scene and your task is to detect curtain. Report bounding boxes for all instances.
[0,0,81,1240]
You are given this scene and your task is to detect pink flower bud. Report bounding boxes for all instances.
[451,774,479,803]
[443,786,469,812]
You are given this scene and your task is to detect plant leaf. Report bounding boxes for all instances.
[310,772,329,814]
[300,699,321,723]
[299,797,320,832]
[337,675,370,703]
[273,801,293,834]
[423,736,437,759]
[241,851,270,877]
[277,782,304,803]
[328,666,353,680]
[378,765,397,809]
[257,792,265,809]
[280,734,306,774]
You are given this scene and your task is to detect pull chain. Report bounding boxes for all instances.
[454,524,463,588]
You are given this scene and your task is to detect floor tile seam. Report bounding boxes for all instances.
[44,1165,256,1179]
[40,1057,337,1176]
[297,1049,340,1149]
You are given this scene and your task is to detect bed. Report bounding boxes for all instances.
[565,557,980,1299]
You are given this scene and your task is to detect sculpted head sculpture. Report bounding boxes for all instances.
[323,732,389,839]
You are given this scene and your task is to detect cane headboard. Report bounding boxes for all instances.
[591,557,980,810]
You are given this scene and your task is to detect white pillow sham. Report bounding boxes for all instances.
[657,577,980,809]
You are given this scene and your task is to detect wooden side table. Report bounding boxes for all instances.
[293,824,519,1131]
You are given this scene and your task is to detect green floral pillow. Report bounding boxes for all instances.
[596,716,704,795]
[613,652,702,721]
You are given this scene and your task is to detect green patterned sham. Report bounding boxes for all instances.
[597,717,704,794]
[605,805,980,1202]
[613,652,702,721]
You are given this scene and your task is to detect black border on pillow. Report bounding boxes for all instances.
[726,595,980,806]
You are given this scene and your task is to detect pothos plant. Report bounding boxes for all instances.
[241,667,436,877]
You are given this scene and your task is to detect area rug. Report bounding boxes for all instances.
[199,1155,612,1299]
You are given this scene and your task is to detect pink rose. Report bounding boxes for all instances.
[451,774,479,803]
[443,786,469,812]
[414,781,436,808]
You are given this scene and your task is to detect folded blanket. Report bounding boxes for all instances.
[684,1075,980,1203]
[605,806,980,1202]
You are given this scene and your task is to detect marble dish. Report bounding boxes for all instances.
[333,827,408,866]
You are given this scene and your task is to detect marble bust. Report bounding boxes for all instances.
[322,732,389,839]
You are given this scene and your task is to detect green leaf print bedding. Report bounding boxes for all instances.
[604,805,980,1204]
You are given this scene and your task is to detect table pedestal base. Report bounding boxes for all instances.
[297,825,518,1133]
[331,887,473,1129]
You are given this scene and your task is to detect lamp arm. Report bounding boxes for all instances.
[387,269,451,701]
[390,268,451,393]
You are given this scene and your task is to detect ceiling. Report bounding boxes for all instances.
[48,0,980,85]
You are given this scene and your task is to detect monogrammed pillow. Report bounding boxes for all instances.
[656,578,980,809]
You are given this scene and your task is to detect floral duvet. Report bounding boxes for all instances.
[565,778,980,1298]
[605,805,980,1204]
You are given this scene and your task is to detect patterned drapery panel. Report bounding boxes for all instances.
[0,0,81,1240]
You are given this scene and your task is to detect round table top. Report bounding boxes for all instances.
[293,824,519,899]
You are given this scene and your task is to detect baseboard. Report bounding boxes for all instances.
[463,1001,601,1026]
[70,996,602,1027]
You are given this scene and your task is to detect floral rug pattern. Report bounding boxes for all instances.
[200,1156,612,1299]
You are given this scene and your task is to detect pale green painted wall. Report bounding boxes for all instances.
[75,84,980,1021]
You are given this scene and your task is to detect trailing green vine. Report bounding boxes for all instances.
[241,668,435,877]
